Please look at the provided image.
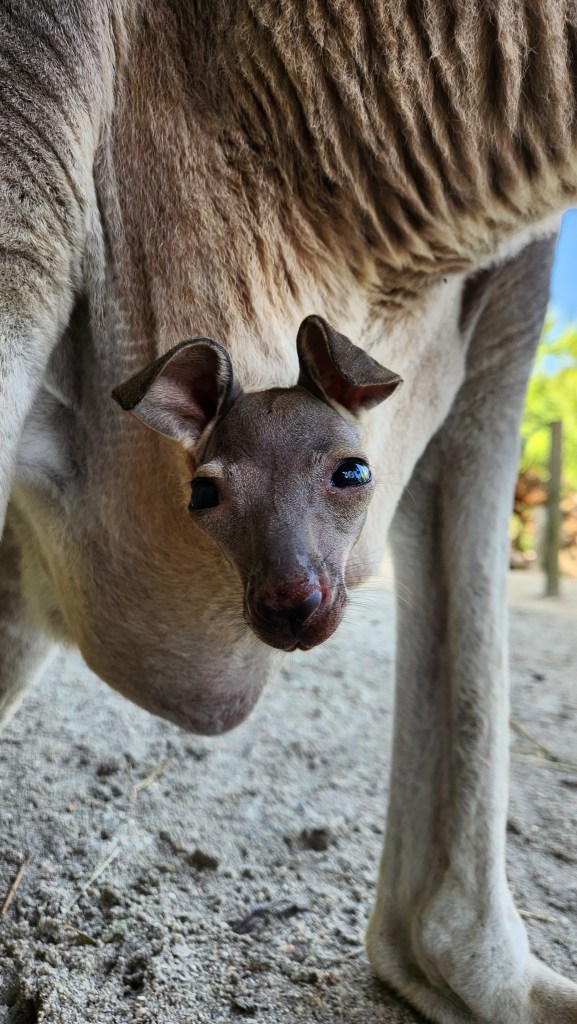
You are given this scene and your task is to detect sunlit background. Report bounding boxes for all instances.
[551,209,577,325]
[513,209,577,577]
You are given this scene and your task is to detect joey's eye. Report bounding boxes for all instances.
[331,459,372,488]
[190,477,221,510]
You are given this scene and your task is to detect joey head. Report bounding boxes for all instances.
[113,316,402,652]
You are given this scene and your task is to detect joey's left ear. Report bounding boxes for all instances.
[112,337,241,448]
[297,315,402,414]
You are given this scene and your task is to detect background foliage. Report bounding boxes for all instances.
[520,317,577,490]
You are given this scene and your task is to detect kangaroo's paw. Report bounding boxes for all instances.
[367,902,577,1024]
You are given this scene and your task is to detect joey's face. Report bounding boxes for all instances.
[113,314,402,656]
[188,388,375,650]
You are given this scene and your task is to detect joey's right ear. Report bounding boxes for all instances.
[112,338,242,449]
[297,315,402,414]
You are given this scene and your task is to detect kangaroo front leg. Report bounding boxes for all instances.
[0,513,55,729]
[367,236,577,1024]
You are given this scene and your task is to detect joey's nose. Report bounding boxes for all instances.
[255,587,323,636]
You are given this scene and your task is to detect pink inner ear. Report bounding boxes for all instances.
[305,335,367,411]
[324,375,399,412]
[300,318,401,413]
[152,376,210,431]
[153,352,221,432]
[157,359,220,432]
[318,366,368,411]
[134,358,222,443]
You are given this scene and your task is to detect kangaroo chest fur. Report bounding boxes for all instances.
[96,0,577,343]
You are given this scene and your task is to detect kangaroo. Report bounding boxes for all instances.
[1,3,576,1022]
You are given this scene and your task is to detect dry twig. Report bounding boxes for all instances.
[231,900,309,934]
[519,908,560,925]
[510,718,553,758]
[63,845,121,915]
[1,854,33,916]
[63,924,99,946]
[511,752,577,774]
[131,756,174,801]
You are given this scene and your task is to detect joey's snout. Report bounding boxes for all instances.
[245,573,346,651]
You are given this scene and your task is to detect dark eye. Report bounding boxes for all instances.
[190,477,221,510]
[331,459,372,488]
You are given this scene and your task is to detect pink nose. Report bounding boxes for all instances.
[253,586,323,638]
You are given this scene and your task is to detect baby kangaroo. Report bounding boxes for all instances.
[113,316,402,652]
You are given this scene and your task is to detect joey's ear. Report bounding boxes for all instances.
[112,338,241,447]
[297,315,402,414]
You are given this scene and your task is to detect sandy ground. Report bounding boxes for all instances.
[0,570,576,1024]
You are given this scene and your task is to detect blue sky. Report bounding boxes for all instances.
[550,209,577,324]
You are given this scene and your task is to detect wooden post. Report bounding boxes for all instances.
[544,420,563,597]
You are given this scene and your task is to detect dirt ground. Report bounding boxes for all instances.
[0,569,576,1024]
